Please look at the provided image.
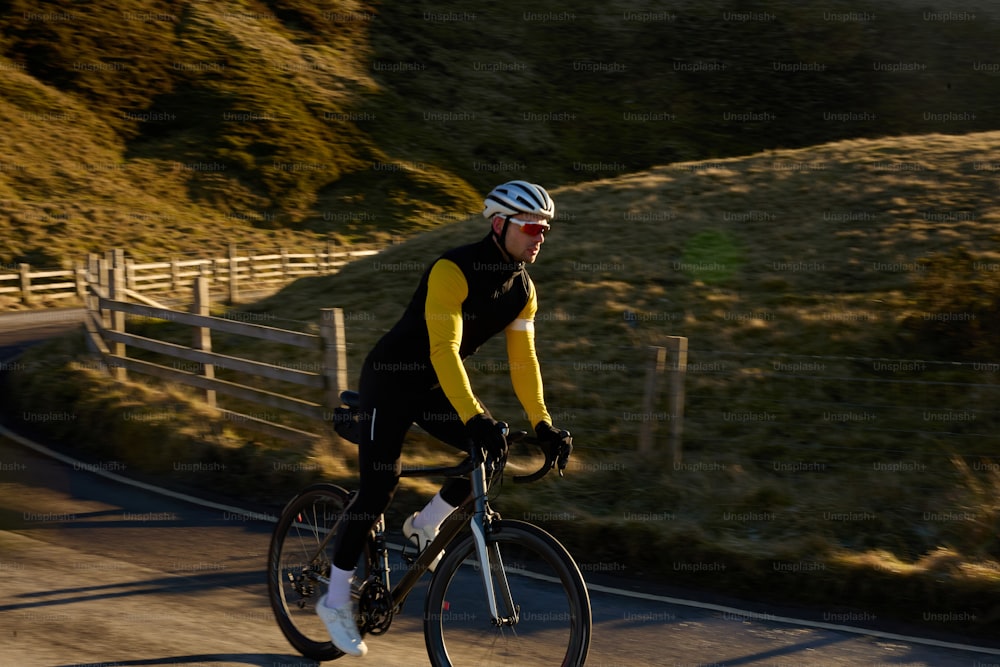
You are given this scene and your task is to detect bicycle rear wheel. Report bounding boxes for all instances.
[267,483,365,661]
[424,519,591,667]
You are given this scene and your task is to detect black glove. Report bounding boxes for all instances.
[466,413,508,461]
[535,422,573,474]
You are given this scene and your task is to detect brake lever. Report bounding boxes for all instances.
[556,431,572,477]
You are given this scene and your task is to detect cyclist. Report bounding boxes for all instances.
[317,180,574,657]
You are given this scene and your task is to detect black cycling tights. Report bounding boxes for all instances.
[331,369,487,572]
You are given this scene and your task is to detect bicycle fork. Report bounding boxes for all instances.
[469,461,519,628]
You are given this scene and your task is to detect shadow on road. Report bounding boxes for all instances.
[50,655,319,667]
[719,632,851,665]
[0,570,261,614]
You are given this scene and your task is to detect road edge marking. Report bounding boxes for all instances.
[0,422,267,520]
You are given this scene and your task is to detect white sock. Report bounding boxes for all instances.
[413,492,455,532]
[324,564,355,609]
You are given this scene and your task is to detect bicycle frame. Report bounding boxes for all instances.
[299,455,516,625]
[383,462,517,625]
[389,457,517,625]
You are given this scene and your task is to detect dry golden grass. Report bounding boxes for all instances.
[4,0,1000,271]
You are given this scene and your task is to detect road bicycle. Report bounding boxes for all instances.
[267,390,592,665]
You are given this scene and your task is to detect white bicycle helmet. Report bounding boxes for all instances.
[482,180,555,221]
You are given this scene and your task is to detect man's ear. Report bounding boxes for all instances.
[490,215,504,235]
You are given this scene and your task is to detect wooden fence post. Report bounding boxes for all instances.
[320,307,348,410]
[199,259,212,282]
[18,263,31,306]
[280,248,290,280]
[666,335,688,467]
[97,256,110,329]
[326,241,337,273]
[74,260,87,300]
[108,249,127,381]
[192,275,216,408]
[87,252,99,310]
[84,252,104,353]
[638,345,666,454]
[125,258,136,292]
[228,243,239,304]
[171,256,181,292]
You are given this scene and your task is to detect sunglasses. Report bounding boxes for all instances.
[508,216,551,236]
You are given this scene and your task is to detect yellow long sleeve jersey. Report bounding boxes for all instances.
[366,233,551,428]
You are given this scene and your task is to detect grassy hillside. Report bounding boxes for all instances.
[2,0,1000,266]
[8,131,1000,635]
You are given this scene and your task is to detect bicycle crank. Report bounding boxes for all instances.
[357,577,394,635]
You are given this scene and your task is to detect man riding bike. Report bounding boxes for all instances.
[317,180,574,657]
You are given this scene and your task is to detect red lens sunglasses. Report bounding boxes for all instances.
[508,216,551,236]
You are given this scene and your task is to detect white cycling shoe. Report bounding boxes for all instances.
[316,597,368,657]
[403,512,443,572]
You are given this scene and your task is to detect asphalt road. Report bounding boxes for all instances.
[2,310,1000,666]
[0,308,86,353]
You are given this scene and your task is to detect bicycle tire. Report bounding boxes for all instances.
[423,519,591,667]
[267,483,367,661]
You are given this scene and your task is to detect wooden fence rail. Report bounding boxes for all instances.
[3,243,381,306]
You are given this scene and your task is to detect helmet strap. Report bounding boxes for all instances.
[491,215,516,263]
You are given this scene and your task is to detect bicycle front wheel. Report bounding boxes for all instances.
[267,483,362,661]
[424,519,591,667]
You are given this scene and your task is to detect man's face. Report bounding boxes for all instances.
[493,213,549,263]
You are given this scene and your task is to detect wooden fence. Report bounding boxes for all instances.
[0,264,85,305]
[2,243,381,306]
[83,255,347,443]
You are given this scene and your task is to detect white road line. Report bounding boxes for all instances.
[2,421,999,657]
[584,580,1000,655]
